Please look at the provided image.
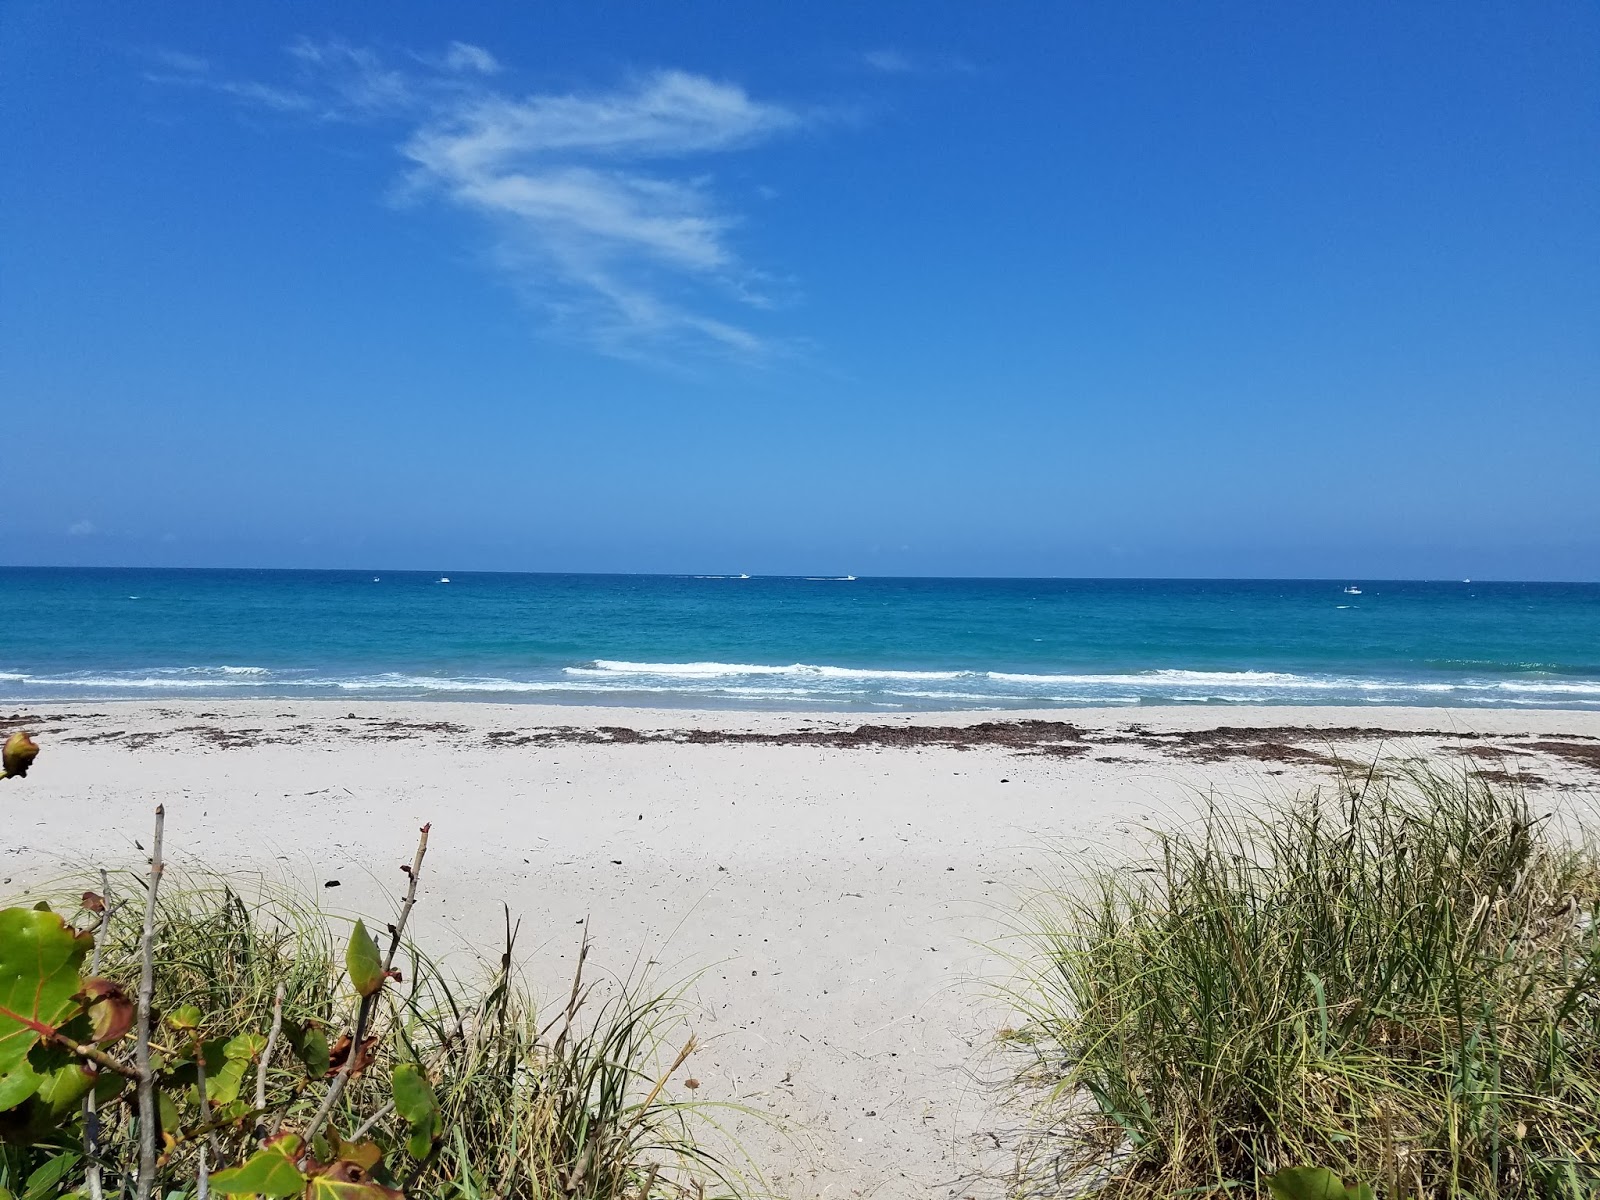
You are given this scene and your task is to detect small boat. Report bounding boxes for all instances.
[1343,585,1362,595]
[438,576,451,584]
[738,573,750,579]
[373,577,380,582]
[844,574,856,581]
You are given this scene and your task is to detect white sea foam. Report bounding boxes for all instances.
[570,661,964,682]
[986,669,1323,687]
[4,659,1598,710]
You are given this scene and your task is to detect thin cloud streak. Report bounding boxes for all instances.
[149,42,807,362]
[861,48,975,76]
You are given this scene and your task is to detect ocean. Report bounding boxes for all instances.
[1,568,1597,711]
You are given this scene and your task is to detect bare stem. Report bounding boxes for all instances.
[84,868,113,1200]
[300,824,430,1149]
[348,1098,395,1142]
[195,1035,212,1200]
[253,980,286,1135]
[135,806,165,1200]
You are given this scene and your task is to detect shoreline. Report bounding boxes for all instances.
[6,701,1598,1197]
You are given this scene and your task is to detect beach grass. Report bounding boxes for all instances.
[1010,766,1600,1198]
[3,877,747,1200]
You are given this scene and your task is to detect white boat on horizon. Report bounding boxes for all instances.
[1343,585,1362,595]
[438,576,450,584]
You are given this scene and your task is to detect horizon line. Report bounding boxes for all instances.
[2,564,1595,586]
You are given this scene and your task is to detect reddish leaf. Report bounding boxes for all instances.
[79,978,134,1044]
[80,892,106,915]
[306,1160,402,1200]
[325,1034,378,1079]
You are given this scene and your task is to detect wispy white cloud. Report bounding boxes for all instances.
[149,42,807,362]
[861,48,974,76]
[144,51,317,113]
[67,519,96,537]
[440,41,500,76]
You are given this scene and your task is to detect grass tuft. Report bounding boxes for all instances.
[35,878,748,1200]
[1013,766,1600,1199]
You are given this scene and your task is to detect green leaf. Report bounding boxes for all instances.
[286,1023,330,1077]
[203,1031,267,1102]
[1266,1167,1376,1200]
[391,1062,440,1160]
[157,1089,180,1134]
[210,1133,307,1197]
[224,1032,267,1061]
[345,921,384,998]
[32,1063,93,1118]
[0,907,94,1109]
[165,1005,203,1033]
[22,1150,80,1200]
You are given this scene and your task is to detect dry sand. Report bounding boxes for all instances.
[5,701,1599,1198]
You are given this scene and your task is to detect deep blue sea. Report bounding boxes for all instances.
[2,569,1598,711]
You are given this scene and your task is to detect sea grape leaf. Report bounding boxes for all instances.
[1267,1167,1376,1200]
[210,1132,307,1197]
[286,1022,331,1077]
[0,908,94,1108]
[210,1057,248,1105]
[325,1132,383,1173]
[391,1062,440,1160]
[306,1161,401,1200]
[165,1004,203,1033]
[32,1063,93,1118]
[225,1032,267,1061]
[79,978,134,1044]
[198,1031,265,1103]
[345,921,383,998]
[157,1090,180,1134]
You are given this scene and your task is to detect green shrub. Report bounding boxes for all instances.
[1014,767,1600,1199]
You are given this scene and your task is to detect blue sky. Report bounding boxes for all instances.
[3,2,1597,579]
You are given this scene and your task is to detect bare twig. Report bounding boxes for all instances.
[348,1098,395,1142]
[253,980,286,1133]
[135,806,165,1200]
[84,868,114,1200]
[195,1035,212,1200]
[301,824,430,1148]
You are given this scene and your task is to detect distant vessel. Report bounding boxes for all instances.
[1343,585,1362,595]
[438,576,450,584]
[738,573,750,579]
[373,577,380,582]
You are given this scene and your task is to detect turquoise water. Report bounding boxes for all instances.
[2,569,1598,710]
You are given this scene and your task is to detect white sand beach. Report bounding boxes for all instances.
[6,702,1599,1198]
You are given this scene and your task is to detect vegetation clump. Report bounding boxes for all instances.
[0,737,741,1200]
[1015,768,1600,1199]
